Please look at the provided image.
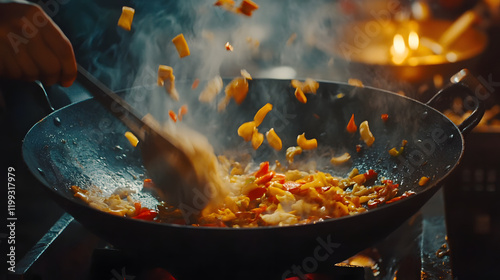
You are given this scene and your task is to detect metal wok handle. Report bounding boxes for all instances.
[426,69,488,135]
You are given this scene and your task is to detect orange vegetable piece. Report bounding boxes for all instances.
[157,65,179,101]
[191,78,200,89]
[347,114,357,133]
[294,87,307,104]
[251,129,264,150]
[225,77,249,105]
[117,6,135,31]
[253,103,272,127]
[172,33,190,58]
[238,121,256,142]
[381,114,389,122]
[124,131,139,147]
[238,0,259,16]
[178,104,188,121]
[168,110,178,122]
[419,176,430,186]
[225,42,234,51]
[266,128,282,151]
[214,0,235,6]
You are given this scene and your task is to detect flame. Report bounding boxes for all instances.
[408,31,419,50]
[393,34,406,55]
[391,34,408,64]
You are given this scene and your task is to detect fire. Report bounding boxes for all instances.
[390,34,408,65]
[408,31,419,50]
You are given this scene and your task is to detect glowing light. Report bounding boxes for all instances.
[393,34,406,54]
[408,31,419,50]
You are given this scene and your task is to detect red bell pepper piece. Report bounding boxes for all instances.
[253,161,269,178]
[255,171,275,185]
[247,187,267,200]
[132,209,158,221]
[363,169,378,181]
[283,181,303,194]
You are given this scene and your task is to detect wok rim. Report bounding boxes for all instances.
[22,78,465,232]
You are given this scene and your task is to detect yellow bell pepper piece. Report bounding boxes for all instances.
[253,103,272,127]
[238,121,256,142]
[266,128,282,151]
[117,7,135,31]
[297,133,317,150]
[172,33,190,58]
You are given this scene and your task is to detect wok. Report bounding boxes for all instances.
[22,69,486,279]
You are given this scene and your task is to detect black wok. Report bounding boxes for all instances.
[22,69,486,279]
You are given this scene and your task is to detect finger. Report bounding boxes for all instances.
[12,44,40,82]
[26,35,61,86]
[40,17,77,87]
[0,46,23,80]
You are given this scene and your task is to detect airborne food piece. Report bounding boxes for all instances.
[285,146,302,163]
[330,152,351,165]
[251,129,264,150]
[266,128,282,151]
[294,87,307,104]
[348,78,364,88]
[199,76,223,103]
[346,114,357,133]
[238,0,259,16]
[157,65,179,101]
[241,69,252,80]
[225,42,234,51]
[296,133,317,150]
[124,131,139,147]
[218,76,249,111]
[291,78,319,94]
[253,103,272,126]
[237,121,256,142]
[172,33,190,58]
[359,121,375,147]
[117,6,135,31]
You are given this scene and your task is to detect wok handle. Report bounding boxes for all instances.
[76,64,147,141]
[426,69,488,135]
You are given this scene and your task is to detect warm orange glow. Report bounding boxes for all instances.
[391,34,408,64]
[408,31,419,50]
[393,34,406,54]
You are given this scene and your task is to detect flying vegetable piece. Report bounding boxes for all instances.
[253,103,272,126]
[168,110,177,122]
[286,146,303,163]
[124,131,139,147]
[294,87,307,104]
[266,128,282,151]
[199,76,223,103]
[251,129,264,150]
[178,104,188,121]
[359,121,375,147]
[157,65,179,101]
[225,42,234,51]
[297,133,317,150]
[220,76,249,110]
[348,78,364,87]
[330,152,351,165]
[238,121,256,142]
[241,69,252,80]
[172,33,190,58]
[117,6,135,31]
[346,114,357,133]
[238,0,259,16]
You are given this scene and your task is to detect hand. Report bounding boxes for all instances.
[0,1,77,87]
